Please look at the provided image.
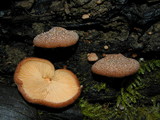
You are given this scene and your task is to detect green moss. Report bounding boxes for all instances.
[136,105,160,120]
[138,60,160,74]
[92,82,107,92]
[79,98,160,120]
[119,105,160,120]
[117,60,160,108]
[82,79,108,93]
[79,98,110,120]
[79,60,160,120]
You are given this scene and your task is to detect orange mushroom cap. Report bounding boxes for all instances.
[33,27,79,48]
[91,54,140,78]
[14,57,81,108]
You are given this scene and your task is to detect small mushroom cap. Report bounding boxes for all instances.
[87,53,99,62]
[14,57,81,108]
[91,54,140,78]
[33,27,79,48]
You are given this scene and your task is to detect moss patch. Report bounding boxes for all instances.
[79,98,160,120]
[79,59,160,120]
[116,59,160,108]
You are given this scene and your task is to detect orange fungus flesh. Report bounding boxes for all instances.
[14,57,81,108]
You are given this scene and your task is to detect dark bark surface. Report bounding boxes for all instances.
[0,0,160,120]
[0,84,37,120]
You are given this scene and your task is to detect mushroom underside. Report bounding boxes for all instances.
[14,58,81,107]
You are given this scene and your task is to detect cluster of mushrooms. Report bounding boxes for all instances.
[14,27,140,108]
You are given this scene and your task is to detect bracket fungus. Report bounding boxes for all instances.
[14,57,81,108]
[33,27,79,48]
[91,54,140,78]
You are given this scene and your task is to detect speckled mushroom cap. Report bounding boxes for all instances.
[33,27,79,48]
[14,57,81,108]
[91,54,140,77]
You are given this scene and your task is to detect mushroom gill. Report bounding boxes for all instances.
[14,57,81,108]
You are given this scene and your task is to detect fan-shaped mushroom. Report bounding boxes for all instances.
[14,57,81,108]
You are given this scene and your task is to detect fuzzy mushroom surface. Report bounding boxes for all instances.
[91,54,140,77]
[33,27,79,48]
[14,57,81,108]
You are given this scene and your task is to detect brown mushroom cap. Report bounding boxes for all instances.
[87,53,99,62]
[14,57,81,108]
[91,54,140,78]
[33,27,79,48]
